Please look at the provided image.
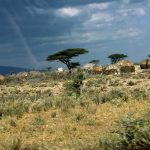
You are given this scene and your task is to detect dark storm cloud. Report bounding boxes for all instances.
[0,0,150,69]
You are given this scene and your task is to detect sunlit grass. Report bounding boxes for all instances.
[0,71,150,149]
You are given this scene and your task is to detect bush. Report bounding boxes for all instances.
[64,72,85,97]
[131,89,149,100]
[99,112,150,150]
[127,80,135,86]
[93,90,128,104]
[34,116,45,126]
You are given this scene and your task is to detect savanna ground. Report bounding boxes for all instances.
[0,70,150,150]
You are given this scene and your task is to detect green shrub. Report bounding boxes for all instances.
[64,72,85,97]
[75,112,85,122]
[10,119,17,127]
[93,90,128,104]
[0,124,7,133]
[51,112,57,118]
[34,116,45,126]
[127,80,135,86]
[131,89,149,100]
[99,112,150,150]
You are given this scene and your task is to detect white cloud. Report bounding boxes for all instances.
[85,12,114,25]
[113,28,142,40]
[135,8,146,16]
[56,7,80,17]
[55,2,111,18]
[118,8,146,16]
[88,2,111,10]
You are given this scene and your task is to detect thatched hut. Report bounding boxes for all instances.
[104,64,120,75]
[91,66,103,74]
[116,60,135,73]
[82,63,96,73]
[82,63,96,70]
[140,59,150,69]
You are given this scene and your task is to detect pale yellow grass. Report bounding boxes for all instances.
[0,100,149,149]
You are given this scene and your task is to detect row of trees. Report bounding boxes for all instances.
[46,48,150,71]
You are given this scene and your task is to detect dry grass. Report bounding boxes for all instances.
[0,71,150,149]
[0,100,149,149]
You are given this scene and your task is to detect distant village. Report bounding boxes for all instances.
[56,59,150,75]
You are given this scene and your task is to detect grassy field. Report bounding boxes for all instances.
[0,71,150,150]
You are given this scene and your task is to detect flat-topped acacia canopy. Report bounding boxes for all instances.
[46,48,88,70]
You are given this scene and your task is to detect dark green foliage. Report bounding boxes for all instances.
[70,62,80,69]
[108,53,128,64]
[46,48,88,70]
[89,59,100,65]
[65,72,85,97]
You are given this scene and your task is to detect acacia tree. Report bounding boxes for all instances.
[46,48,88,70]
[89,59,100,65]
[108,53,128,64]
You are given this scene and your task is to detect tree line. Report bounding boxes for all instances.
[46,48,150,71]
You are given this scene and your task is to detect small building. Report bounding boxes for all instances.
[57,67,64,72]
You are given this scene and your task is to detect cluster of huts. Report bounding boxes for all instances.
[0,59,149,82]
[81,59,150,75]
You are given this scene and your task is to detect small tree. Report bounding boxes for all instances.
[46,48,88,71]
[89,59,100,65]
[47,66,52,71]
[108,53,128,64]
[65,72,85,98]
[148,54,150,58]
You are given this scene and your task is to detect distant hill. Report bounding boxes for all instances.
[0,66,30,75]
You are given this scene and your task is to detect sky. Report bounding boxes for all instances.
[0,0,150,69]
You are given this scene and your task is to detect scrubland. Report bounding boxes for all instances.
[0,70,150,150]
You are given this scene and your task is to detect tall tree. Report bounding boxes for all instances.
[46,48,88,71]
[108,53,128,64]
[148,54,150,58]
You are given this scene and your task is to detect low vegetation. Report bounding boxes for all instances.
[0,70,150,149]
